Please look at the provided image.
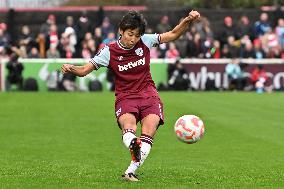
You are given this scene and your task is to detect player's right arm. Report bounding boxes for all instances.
[61,62,95,77]
[61,46,110,77]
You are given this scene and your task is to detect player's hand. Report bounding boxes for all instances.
[186,10,200,22]
[61,64,73,74]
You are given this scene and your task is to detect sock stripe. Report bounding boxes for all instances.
[123,129,136,135]
[140,134,153,146]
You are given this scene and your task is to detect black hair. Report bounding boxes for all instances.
[118,11,147,35]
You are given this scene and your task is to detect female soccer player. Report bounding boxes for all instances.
[61,10,200,181]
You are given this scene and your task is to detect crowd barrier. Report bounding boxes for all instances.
[0,58,284,91]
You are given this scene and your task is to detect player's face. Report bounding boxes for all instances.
[119,28,141,48]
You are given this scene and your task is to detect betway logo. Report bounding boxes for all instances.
[118,57,145,71]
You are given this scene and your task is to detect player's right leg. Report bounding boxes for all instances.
[119,113,141,181]
[119,113,141,162]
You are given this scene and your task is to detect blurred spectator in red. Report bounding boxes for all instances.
[81,42,92,59]
[49,24,59,49]
[250,64,268,93]
[211,40,221,58]
[150,46,159,59]
[254,12,271,37]
[166,42,180,59]
[262,28,280,58]
[156,15,171,34]
[40,14,56,37]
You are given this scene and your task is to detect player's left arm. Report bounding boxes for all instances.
[160,10,200,43]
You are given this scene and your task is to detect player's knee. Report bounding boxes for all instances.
[122,123,137,131]
[142,122,159,136]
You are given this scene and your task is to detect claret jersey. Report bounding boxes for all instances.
[90,34,161,102]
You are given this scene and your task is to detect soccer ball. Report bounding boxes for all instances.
[174,115,205,144]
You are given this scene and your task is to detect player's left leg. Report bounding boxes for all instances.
[124,114,160,175]
[140,114,160,165]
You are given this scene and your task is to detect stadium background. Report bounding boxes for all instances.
[0,0,284,188]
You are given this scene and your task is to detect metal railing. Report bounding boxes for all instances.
[0,0,68,8]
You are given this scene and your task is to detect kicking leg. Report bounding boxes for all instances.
[119,113,141,181]
[124,114,160,177]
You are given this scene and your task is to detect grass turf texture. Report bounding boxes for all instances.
[0,92,283,188]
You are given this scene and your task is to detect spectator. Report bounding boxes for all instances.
[18,25,34,54]
[253,38,266,59]
[40,14,56,37]
[64,26,77,54]
[237,15,254,39]
[0,27,10,48]
[62,16,77,34]
[27,47,40,58]
[254,12,271,37]
[165,42,180,59]
[156,15,171,34]
[58,33,74,58]
[186,32,203,57]
[6,53,24,90]
[76,11,91,45]
[241,42,254,58]
[219,16,238,46]
[225,58,246,90]
[94,27,103,51]
[225,36,240,57]
[168,60,190,90]
[101,17,114,40]
[262,28,280,58]
[81,42,92,59]
[250,64,268,93]
[211,40,221,58]
[61,72,77,91]
[48,24,59,49]
[46,46,60,58]
[150,46,159,58]
[275,18,284,49]
[102,31,116,45]
[193,17,213,41]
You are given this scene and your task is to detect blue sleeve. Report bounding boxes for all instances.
[90,46,110,69]
[141,34,160,49]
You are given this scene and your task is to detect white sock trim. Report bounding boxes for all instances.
[122,132,136,148]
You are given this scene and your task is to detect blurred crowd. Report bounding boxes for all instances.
[0,11,283,60]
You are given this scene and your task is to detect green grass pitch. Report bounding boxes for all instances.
[0,92,284,188]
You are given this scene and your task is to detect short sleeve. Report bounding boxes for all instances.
[90,46,110,70]
[141,34,161,49]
